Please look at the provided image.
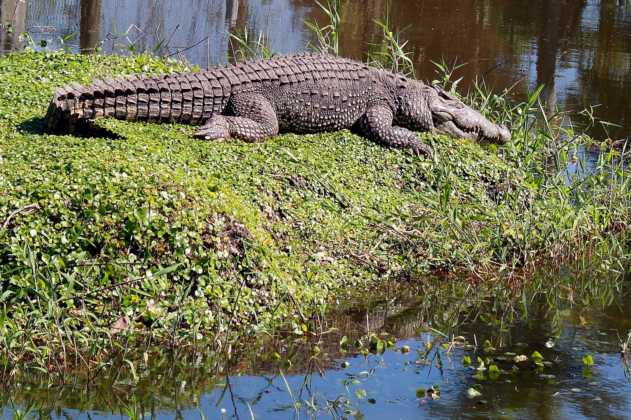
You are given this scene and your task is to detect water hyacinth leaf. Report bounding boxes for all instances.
[488,364,501,380]
[531,351,544,365]
[369,335,386,354]
[425,338,433,351]
[340,335,349,350]
[355,388,367,399]
[467,387,482,399]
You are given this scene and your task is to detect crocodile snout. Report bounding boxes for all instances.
[429,85,511,144]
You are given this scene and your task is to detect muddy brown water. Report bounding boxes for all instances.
[1,0,631,139]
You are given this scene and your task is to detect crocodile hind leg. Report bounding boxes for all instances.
[195,93,279,142]
[356,104,432,157]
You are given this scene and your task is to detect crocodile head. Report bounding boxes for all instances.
[427,84,511,144]
[398,81,511,144]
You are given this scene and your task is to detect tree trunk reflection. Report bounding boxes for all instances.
[80,0,101,53]
[0,0,27,52]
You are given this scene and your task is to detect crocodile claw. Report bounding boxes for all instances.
[411,141,433,158]
[194,115,230,140]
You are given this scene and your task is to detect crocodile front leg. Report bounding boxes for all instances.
[195,93,279,142]
[357,105,432,157]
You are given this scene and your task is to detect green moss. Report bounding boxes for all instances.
[0,51,629,370]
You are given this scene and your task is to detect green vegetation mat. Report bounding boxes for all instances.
[1,51,629,372]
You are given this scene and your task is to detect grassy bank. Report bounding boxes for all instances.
[0,51,630,374]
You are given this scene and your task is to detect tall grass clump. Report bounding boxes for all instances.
[453,68,631,274]
[228,27,274,62]
[367,6,416,77]
[305,0,343,55]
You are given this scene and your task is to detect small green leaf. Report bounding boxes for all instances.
[531,351,544,364]
[425,339,433,351]
[369,335,386,354]
[582,354,594,367]
[416,387,426,398]
[463,355,472,366]
[340,335,349,349]
[355,388,367,399]
[488,364,501,380]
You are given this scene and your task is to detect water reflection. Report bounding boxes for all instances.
[80,0,100,53]
[1,0,630,138]
[0,0,26,52]
[1,275,630,419]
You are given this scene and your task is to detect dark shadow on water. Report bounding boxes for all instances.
[17,117,122,140]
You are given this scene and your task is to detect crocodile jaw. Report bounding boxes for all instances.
[428,85,511,144]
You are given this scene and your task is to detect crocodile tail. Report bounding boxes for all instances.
[44,96,66,133]
[44,77,145,133]
[44,84,83,133]
[44,71,229,133]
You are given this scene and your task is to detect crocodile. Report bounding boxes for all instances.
[45,53,511,156]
